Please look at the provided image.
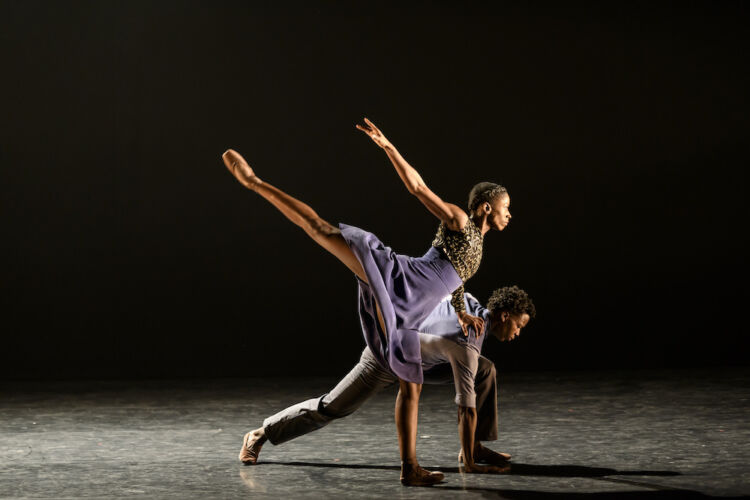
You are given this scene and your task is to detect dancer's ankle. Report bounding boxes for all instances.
[250,427,267,445]
[401,458,420,470]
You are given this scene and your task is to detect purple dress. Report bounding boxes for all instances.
[339,224,463,384]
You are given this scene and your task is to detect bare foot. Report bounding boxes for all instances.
[475,444,511,465]
[400,462,445,486]
[458,445,511,467]
[222,149,261,189]
[459,460,510,474]
[239,428,267,465]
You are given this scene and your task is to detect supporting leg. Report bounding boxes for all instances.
[396,380,444,486]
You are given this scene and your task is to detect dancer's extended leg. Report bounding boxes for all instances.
[222,149,367,282]
[224,149,437,484]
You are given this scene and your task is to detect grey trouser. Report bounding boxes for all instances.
[262,347,498,445]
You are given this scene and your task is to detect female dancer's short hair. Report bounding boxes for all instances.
[468,182,508,212]
[487,286,536,318]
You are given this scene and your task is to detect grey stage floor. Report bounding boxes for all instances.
[1,368,749,499]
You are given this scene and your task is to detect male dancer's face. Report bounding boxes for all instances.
[490,311,530,342]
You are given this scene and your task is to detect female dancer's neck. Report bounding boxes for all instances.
[471,214,490,236]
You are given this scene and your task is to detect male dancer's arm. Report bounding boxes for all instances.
[457,401,505,473]
[458,406,477,467]
[420,331,505,474]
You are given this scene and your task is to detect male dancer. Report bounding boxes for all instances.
[240,285,535,482]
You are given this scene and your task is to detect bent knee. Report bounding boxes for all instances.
[477,357,496,378]
[319,404,354,420]
[318,395,355,420]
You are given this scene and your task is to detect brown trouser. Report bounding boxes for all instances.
[262,346,498,445]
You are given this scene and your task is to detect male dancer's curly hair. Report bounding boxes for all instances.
[468,182,508,212]
[487,286,536,318]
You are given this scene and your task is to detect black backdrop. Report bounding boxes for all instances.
[2,1,747,380]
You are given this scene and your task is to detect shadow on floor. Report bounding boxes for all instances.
[260,460,679,478]
[506,463,680,477]
[260,460,401,471]
[431,488,750,499]
[250,463,747,498]
[434,485,750,500]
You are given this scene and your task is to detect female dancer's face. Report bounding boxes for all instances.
[488,194,512,231]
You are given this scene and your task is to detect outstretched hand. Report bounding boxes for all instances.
[457,311,485,338]
[356,118,391,149]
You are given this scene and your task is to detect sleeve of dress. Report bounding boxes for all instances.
[450,284,466,313]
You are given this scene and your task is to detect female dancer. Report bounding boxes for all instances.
[224,118,512,486]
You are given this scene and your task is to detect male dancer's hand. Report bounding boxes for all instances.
[356,118,392,150]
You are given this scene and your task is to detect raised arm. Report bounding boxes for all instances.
[356,118,468,232]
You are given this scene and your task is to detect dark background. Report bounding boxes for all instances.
[1,1,747,380]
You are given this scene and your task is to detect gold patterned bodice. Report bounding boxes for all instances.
[431,218,484,312]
